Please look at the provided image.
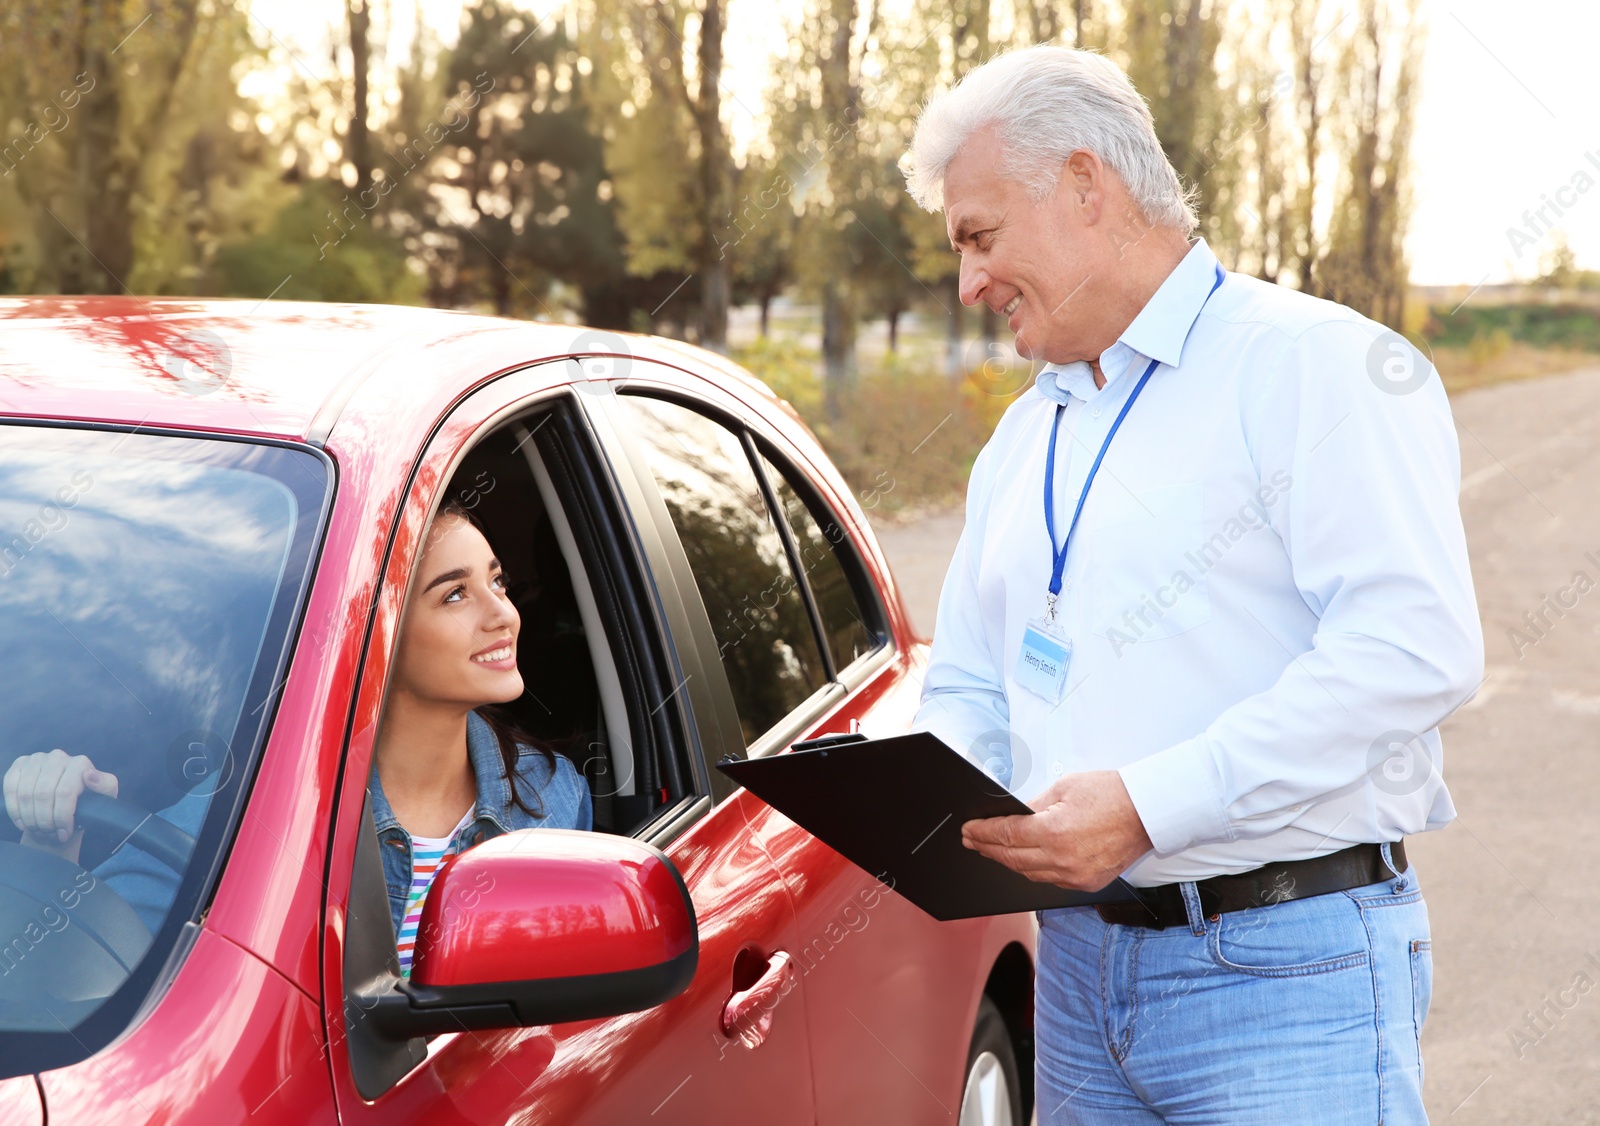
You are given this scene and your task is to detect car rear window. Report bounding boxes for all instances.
[0,424,329,1076]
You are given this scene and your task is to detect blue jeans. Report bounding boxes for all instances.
[1035,854,1433,1124]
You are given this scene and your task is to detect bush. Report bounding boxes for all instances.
[729,337,824,417]
[1424,303,1600,352]
[211,181,424,305]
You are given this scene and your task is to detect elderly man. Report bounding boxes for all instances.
[900,45,1482,1124]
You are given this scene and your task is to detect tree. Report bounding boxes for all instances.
[583,0,736,348]
[768,0,867,411]
[1284,0,1331,292]
[851,158,923,354]
[723,150,797,337]
[1313,0,1423,326]
[1106,1,1247,255]
[347,0,373,198]
[1538,233,1580,289]
[212,179,423,303]
[0,1,276,295]
[383,2,636,322]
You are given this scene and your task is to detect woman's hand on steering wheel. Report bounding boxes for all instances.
[3,749,121,864]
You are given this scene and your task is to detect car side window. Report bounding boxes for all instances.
[754,451,880,672]
[612,394,829,746]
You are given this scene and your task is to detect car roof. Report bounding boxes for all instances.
[0,296,788,444]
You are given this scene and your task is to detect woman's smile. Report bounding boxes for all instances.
[471,640,517,670]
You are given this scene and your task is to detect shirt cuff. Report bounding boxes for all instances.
[1118,735,1233,855]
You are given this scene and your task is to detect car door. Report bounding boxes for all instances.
[608,368,999,1123]
[323,364,817,1125]
[746,435,1000,1124]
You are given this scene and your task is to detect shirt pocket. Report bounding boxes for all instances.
[1084,481,1210,643]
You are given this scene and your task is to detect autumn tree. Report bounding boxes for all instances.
[0,1,278,295]
[582,0,736,348]
[1313,0,1424,325]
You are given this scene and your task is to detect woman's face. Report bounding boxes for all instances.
[390,513,523,709]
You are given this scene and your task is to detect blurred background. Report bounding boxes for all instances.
[3,0,1596,520]
[5,8,1600,1118]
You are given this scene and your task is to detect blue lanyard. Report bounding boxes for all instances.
[1042,263,1225,618]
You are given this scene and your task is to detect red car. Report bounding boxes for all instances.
[0,297,1035,1125]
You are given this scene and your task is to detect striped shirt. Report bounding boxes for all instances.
[396,808,474,978]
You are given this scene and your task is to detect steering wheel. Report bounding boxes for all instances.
[74,790,195,875]
[0,791,194,1022]
[0,841,154,1020]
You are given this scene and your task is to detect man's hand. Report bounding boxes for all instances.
[3,749,119,865]
[961,770,1153,891]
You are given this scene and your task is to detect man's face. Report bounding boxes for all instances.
[943,126,1106,365]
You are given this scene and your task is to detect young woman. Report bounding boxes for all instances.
[4,500,591,974]
[368,499,590,974]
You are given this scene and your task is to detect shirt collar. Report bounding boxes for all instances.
[1034,238,1222,406]
[367,709,512,835]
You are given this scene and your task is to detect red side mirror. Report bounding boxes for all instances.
[368,829,697,1037]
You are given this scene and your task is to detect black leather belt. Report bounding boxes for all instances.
[1094,840,1407,930]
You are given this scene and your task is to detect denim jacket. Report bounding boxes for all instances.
[368,709,592,936]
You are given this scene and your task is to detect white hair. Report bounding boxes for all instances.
[900,45,1199,236]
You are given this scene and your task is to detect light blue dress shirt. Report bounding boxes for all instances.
[912,237,1485,886]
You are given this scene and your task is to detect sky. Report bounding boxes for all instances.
[247,0,1600,288]
[1408,0,1600,286]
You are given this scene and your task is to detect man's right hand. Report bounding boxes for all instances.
[3,749,120,865]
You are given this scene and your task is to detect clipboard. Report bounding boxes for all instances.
[716,730,1142,921]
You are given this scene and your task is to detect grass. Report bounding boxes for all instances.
[1432,342,1598,395]
[1423,300,1600,353]
[1420,293,1600,393]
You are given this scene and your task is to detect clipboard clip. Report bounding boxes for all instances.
[790,731,869,753]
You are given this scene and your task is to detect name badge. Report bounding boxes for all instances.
[1015,617,1072,704]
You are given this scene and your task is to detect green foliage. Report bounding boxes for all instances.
[0,1,278,296]
[0,0,1439,392]
[1424,304,1600,354]
[213,181,423,304]
[392,4,630,318]
[731,336,825,415]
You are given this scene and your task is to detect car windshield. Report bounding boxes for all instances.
[0,424,328,1075]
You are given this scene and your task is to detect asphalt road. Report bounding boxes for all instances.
[873,364,1600,1123]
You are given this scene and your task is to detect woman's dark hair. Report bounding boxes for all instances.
[433,498,582,819]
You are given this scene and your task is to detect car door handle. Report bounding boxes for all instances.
[720,950,797,1049]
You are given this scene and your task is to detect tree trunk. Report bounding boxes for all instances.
[1290,0,1322,294]
[822,279,856,420]
[946,277,963,377]
[887,308,900,353]
[348,0,372,197]
[694,0,730,352]
[78,43,133,293]
[1028,0,1059,43]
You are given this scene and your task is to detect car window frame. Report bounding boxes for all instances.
[746,432,894,687]
[606,373,896,773]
